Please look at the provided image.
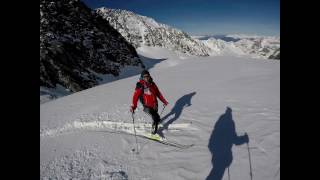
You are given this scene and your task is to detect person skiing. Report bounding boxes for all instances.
[130,70,168,134]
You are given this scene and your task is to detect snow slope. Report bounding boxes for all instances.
[40,47,280,180]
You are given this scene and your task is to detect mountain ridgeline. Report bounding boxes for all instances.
[96,8,279,60]
[40,0,144,94]
[96,7,211,56]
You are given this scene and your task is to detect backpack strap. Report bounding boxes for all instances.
[136,82,145,105]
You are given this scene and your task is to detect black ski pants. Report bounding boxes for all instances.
[143,106,161,131]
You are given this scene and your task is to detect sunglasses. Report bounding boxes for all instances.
[143,75,150,78]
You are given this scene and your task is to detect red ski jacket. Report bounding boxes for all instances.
[131,79,168,110]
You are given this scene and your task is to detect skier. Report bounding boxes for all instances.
[130,70,168,134]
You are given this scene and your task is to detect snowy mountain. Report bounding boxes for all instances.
[201,38,246,56]
[193,35,241,42]
[41,46,280,180]
[232,35,280,59]
[269,48,280,59]
[198,35,280,59]
[95,7,279,60]
[40,0,144,103]
[96,7,211,56]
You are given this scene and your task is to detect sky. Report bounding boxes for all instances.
[82,0,280,36]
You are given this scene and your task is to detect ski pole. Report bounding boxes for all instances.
[160,105,166,116]
[131,112,139,154]
[246,133,253,180]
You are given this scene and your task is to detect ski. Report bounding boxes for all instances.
[136,133,194,149]
[92,129,194,149]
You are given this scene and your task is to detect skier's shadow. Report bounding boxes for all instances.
[158,92,196,137]
[206,107,249,180]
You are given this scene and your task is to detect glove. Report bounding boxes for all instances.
[163,101,168,106]
[130,105,136,113]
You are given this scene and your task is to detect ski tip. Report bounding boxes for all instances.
[149,133,162,141]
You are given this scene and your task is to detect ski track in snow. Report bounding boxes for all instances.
[40,101,198,138]
[40,119,198,138]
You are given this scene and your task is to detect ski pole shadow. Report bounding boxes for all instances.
[158,92,196,137]
[206,107,249,180]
